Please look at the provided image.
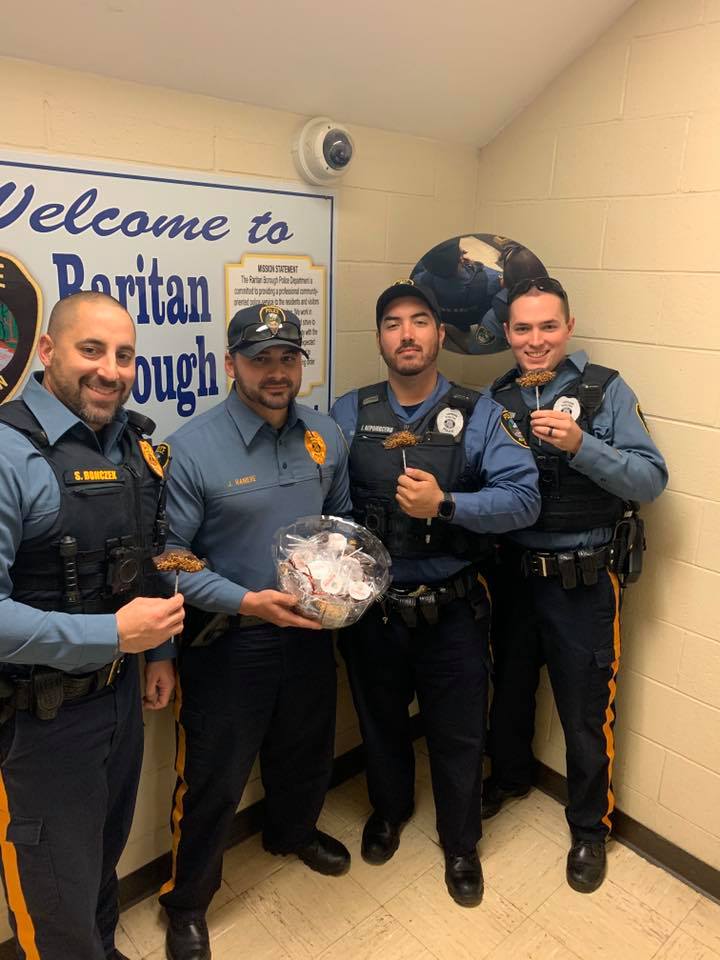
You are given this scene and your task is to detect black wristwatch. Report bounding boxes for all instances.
[436,492,456,521]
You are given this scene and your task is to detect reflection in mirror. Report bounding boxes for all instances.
[411,234,547,356]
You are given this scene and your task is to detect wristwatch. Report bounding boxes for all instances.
[436,492,456,521]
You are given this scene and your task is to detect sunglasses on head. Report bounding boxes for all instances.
[507,277,568,305]
[234,319,302,346]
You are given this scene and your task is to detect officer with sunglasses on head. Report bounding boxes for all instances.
[483,277,667,894]
[158,304,352,960]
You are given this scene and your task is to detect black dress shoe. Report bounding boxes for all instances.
[566,839,607,893]
[444,849,484,907]
[165,911,210,960]
[361,812,403,865]
[295,830,351,876]
[481,778,531,819]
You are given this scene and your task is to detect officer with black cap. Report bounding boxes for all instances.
[331,280,540,907]
[159,304,353,960]
[0,291,184,960]
[484,276,667,893]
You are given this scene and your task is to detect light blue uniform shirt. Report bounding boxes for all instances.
[331,373,541,583]
[0,373,139,671]
[491,351,668,551]
[164,387,352,612]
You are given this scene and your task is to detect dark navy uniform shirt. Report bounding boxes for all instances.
[331,373,541,583]
[491,350,668,551]
[0,373,145,671]
[164,387,352,612]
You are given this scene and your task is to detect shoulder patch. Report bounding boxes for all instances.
[139,439,164,478]
[499,410,529,448]
[154,442,171,470]
[636,403,650,433]
[474,326,495,345]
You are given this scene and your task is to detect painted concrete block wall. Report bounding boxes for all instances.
[472,0,720,870]
[0,52,476,928]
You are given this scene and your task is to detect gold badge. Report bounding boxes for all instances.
[394,278,413,287]
[304,429,327,465]
[259,304,285,335]
[139,439,164,478]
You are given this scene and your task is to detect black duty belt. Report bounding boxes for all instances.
[520,545,611,589]
[382,565,482,627]
[227,614,269,630]
[7,657,125,720]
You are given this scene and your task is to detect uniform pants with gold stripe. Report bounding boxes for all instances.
[487,558,621,840]
[159,624,336,915]
[0,659,143,960]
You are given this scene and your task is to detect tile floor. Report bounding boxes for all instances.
[118,745,720,960]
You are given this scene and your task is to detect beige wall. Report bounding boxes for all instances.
[0,53,475,933]
[474,0,720,870]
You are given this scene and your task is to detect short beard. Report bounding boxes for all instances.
[235,375,300,411]
[380,338,441,377]
[51,375,129,428]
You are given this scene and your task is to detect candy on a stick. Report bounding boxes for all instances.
[383,430,419,449]
[153,550,205,573]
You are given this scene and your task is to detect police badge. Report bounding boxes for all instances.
[259,304,285,335]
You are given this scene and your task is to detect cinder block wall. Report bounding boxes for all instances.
[470,0,720,869]
[0,53,472,931]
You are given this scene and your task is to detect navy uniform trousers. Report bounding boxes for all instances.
[487,552,622,840]
[0,658,142,960]
[340,589,491,855]
[159,624,336,914]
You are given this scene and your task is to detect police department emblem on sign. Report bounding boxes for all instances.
[259,304,285,334]
[436,407,464,437]
[553,396,581,421]
[0,253,42,406]
[500,410,529,447]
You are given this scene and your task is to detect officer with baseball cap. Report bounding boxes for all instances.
[159,304,352,960]
[332,280,540,907]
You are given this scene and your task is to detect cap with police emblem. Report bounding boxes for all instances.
[375,280,441,329]
[228,304,309,358]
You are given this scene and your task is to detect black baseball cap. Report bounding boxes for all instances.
[375,280,441,328]
[227,304,309,358]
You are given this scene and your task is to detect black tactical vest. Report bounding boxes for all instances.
[0,399,168,614]
[491,363,626,533]
[349,382,493,560]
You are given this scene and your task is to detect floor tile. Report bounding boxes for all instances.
[242,858,378,959]
[321,773,372,828]
[386,862,525,960]
[681,897,720,955]
[532,879,676,960]
[607,841,700,925]
[205,898,290,959]
[340,819,443,904]
[114,923,142,960]
[482,818,566,914]
[510,790,570,847]
[223,832,289,896]
[317,908,434,960]
[484,917,581,960]
[655,928,720,960]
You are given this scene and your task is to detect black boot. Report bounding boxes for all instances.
[444,849,484,907]
[361,812,403,865]
[165,911,210,960]
[566,839,607,893]
[481,778,531,819]
[295,830,351,876]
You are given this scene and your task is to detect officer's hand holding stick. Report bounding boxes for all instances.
[116,593,186,653]
[395,467,443,519]
[530,410,583,454]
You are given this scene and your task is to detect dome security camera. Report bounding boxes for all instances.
[293,117,355,186]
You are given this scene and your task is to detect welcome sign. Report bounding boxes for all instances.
[0,152,334,437]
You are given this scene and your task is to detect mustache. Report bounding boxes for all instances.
[260,379,293,389]
[396,340,420,354]
[82,375,123,391]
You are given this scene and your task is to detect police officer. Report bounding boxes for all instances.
[159,304,353,960]
[483,277,668,893]
[0,291,183,960]
[331,281,540,907]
